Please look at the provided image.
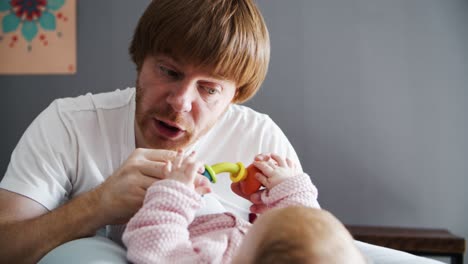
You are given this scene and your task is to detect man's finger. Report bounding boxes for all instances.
[139,174,159,190]
[139,159,166,178]
[141,148,178,162]
[250,204,268,214]
[231,182,249,200]
[249,191,264,205]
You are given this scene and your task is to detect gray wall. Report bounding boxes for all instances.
[252,1,468,262]
[1,0,467,262]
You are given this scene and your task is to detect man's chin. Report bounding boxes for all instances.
[146,138,192,151]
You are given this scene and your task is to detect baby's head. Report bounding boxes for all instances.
[232,206,367,264]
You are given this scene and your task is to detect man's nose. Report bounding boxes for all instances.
[166,81,194,113]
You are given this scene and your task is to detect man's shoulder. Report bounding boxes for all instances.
[224,104,272,125]
[208,104,280,141]
[54,88,135,113]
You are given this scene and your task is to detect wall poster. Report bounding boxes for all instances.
[0,0,76,74]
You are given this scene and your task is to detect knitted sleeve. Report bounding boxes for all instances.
[122,179,230,264]
[260,173,320,209]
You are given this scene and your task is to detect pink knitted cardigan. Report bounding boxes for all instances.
[122,173,319,264]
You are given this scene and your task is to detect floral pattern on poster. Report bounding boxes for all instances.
[0,0,76,74]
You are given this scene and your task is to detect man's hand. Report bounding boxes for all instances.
[231,184,268,214]
[0,148,177,263]
[93,148,177,225]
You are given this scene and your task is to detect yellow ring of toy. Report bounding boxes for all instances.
[230,162,246,183]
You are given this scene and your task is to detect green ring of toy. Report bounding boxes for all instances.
[204,164,217,183]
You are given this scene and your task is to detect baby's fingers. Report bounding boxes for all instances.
[255,172,269,187]
[254,153,271,162]
[173,149,184,168]
[163,161,172,177]
[286,157,296,169]
[194,175,212,195]
[185,161,203,180]
[270,154,287,167]
[253,161,274,176]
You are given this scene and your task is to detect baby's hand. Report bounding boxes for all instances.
[253,153,302,189]
[163,150,211,195]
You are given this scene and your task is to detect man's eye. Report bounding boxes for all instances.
[159,66,180,79]
[207,88,217,95]
[202,86,219,95]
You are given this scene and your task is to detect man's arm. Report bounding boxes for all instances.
[0,188,103,264]
[0,148,176,264]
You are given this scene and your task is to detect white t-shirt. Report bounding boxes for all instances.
[0,88,301,221]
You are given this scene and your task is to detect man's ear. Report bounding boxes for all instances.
[232,86,242,103]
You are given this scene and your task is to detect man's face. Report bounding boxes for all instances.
[135,55,237,150]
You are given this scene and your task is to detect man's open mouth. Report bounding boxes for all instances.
[154,119,185,139]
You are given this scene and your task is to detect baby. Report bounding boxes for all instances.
[122,150,366,263]
[234,206,366,263]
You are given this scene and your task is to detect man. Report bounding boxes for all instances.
[0,0,301,263]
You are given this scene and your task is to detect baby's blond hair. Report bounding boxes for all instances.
[253,207,366,264]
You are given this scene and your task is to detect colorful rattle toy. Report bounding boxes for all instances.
[202,162,262,196]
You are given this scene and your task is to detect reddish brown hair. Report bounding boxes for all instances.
[129,0,270,103]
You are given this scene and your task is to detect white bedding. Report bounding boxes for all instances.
[38,236,445,263]
[355,241,444,264]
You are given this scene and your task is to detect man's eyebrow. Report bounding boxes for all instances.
[155,58,173,65]
[155,58,182,72]
[156,54,181,65]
